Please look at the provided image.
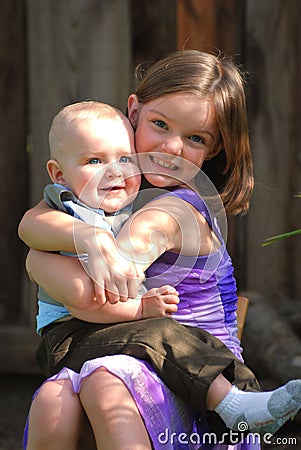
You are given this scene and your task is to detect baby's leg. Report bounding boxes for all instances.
[79,368,152,450]
[208,374,301,436]
[26,379,95,450]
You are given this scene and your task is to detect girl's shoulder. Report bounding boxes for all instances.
[146,187,214,226]
[146,187,226,247]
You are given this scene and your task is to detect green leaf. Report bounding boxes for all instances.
[262,229,301,247]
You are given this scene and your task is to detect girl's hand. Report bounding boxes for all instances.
[141,285,179,319]
[76,226,145,305]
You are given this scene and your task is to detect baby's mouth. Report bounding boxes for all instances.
[99,185,124,192]
[150,155,178,171]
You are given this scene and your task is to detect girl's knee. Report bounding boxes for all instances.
[27,380,84,449]
[79,367,112,391]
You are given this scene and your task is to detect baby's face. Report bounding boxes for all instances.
[59,116,141,212]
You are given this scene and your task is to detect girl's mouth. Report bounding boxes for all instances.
[149,155,178,171]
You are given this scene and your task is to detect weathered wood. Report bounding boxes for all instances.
[242,292,301,383]
[177,0,301,381]
[131,0,177,67]
[27,0,132,205]
[177,0,301,302]
[176,0,248,289]
[0,0,132,374]
[0,0,299,376]
[0,328,40,374]
[177,0,244,56]
[0,1,27,324]
[236,296,249,341]
[245,0,301,303]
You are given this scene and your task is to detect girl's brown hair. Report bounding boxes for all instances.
[133,50,253,216]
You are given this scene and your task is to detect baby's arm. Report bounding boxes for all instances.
[19,200,143,303]
[68,285,179,323]
[26,249,179,323]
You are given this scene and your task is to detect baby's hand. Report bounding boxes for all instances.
[141,285,179,319]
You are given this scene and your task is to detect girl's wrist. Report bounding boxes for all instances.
[74,225,114,256]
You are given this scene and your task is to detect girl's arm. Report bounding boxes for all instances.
[19,200,144,303]
[19,200,80,252]
[26,249,178,322]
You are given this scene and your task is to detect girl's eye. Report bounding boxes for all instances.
[153,120,167,129]
[88,158,102,164]
[189,135,204,144]
[119,156,130,163]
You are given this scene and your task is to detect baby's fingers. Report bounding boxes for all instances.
[166,303,178,315]
[157,284,178,295]
[163,294,180,304]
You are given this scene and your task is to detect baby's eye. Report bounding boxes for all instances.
[88,158,102,164]
[189,135,204,144]
[153,120,167,129]
[119,156,130,163]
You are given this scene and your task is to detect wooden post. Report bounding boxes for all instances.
[244,0,301,303]
[176,0,248,288]
[0,0,132,374]
[0,3,27,321]
[177,0,244,56]
[27,0,132,205]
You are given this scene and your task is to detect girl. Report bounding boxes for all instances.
[20,50,301,450]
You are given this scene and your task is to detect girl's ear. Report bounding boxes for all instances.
[127,94,140,129]
[46,159,66,185]
[206,140,224,160]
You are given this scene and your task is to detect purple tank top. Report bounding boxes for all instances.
[145,187,243,360]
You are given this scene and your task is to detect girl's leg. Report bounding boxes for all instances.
[26,379,96,450]
[79,368,152,450]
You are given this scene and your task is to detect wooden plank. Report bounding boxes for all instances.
[177,0,244,56]
[0,328,40,374]
[0,1,41,374]
[0,2,28,324]
[131,0,177,67]
[0,0,132,374]
[176,0,248,289]
[27,0,132,204]
[244,0,301,302]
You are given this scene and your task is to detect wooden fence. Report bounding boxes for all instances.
[0,0,300,373]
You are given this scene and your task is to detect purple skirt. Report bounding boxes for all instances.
[23,354,260,450]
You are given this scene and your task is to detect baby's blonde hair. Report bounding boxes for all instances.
[49,101,129,159]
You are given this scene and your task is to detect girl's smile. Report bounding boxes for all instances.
[149,155,178,171]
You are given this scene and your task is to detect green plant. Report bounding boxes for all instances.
[262,193,301,246]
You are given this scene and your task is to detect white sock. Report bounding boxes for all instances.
[215,379,301,435]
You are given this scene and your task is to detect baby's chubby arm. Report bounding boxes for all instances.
[26,249,179,323]
[18,200,144,304]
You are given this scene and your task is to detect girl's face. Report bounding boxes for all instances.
[128,93,220,188]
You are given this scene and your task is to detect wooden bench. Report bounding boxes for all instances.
[236,296,249,340]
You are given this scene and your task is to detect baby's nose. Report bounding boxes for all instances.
[105,161,123,178]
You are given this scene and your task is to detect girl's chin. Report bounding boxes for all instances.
[143,173,180,188]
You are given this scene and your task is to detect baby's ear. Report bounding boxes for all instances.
[46,159,66,185]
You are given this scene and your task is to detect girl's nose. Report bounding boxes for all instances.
[161,136,183,156]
